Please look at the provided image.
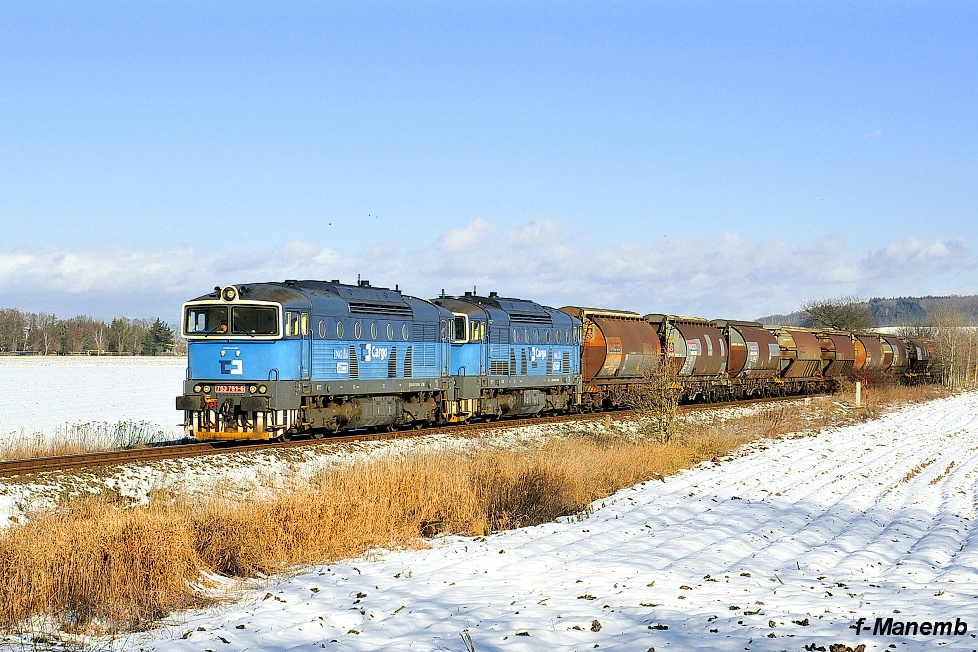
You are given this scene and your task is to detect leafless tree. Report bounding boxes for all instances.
[801,295,876,331]
[92,325,107,354]
[929,306,978,388]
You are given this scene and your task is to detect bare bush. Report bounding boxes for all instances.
[624,355,682,442]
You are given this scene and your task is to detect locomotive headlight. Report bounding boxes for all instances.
[193,384,202,393]
[221,286,237,302]
[249,385,258,394]
[258,385,267,394]
[202,385,211,393]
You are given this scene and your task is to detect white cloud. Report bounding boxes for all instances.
[1,219,975,322]
[434,217,496,251]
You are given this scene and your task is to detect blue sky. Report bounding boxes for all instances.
[1,1,976,322]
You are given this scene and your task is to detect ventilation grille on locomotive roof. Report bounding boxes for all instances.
[509,312,551,325]
[349,301,413,318]
[388,346,398,378]
[348,344,358,379]
[404,346,413,378]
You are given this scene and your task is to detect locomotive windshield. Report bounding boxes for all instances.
[184,304,280,337]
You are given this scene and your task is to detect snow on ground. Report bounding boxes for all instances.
[99,390,978,652]
[0,356,187,442]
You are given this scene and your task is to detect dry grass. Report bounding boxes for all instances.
[0,382,952,636]
[0,421,171,462]
[0,497,202,633]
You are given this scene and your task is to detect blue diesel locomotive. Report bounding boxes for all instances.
[176,280,584,441]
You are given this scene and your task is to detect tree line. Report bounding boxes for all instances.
[0,309,182,355]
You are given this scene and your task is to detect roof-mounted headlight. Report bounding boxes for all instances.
[221,286,237,302]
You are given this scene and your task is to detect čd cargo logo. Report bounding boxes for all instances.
[359,343,390,362]
[220,359,244,375]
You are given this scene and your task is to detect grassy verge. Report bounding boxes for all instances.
[0,421,173,461]
[0,383,952,636]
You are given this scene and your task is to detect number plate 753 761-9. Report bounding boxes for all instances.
[215,385,246,394]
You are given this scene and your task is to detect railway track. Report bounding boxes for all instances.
[0,395,813,479]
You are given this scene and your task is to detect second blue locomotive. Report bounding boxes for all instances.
[176,280,583,440]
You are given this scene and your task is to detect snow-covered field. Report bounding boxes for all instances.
[0,356,187,442]
[94,390,977,652]
[3,358,976,650]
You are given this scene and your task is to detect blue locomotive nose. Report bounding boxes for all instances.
[190,342,302,382]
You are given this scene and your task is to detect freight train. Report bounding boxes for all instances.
[176,280,937,441]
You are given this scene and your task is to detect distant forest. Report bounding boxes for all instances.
[756,295,978,327]
[0,308,181,355]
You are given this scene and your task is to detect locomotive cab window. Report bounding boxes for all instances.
[184,306,229,335]
[184,304,279,337]
[471,320,485,342]
[284,312,302,337]
[232,306,279,335]
[453,315,469,343]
